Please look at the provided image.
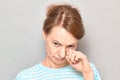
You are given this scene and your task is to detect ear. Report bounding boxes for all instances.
[42,31,47,41]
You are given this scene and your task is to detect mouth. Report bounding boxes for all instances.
[54,57,65,62]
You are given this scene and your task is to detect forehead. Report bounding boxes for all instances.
[47,26,77,44]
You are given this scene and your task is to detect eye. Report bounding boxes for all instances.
[67,45,75,49]
[53,42,60,46]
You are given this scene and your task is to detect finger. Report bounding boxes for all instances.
[68,51,72,61]
[75,55,79,61]
[71,53,76,64]
[69,49,78,64]
[66,54,72,65]
[68,50,75,63]
[66,49,74,64]
[65,49,70,60]
[74,55,81,64]
[65,48,69,56]
[76,52,90,66]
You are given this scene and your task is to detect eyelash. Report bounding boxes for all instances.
[68,45,75,48]
[52,42,75,48]
[53,42,60,46]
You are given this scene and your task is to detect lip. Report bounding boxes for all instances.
[54,57,65,62]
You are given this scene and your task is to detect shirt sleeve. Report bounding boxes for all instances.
[90,63,102,80]
[14,72,25,80]
[15,74,22,80]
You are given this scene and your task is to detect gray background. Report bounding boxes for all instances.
[0,0,120,80]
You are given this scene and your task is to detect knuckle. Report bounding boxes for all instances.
[83,54,87,59]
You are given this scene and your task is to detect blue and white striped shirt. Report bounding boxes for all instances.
[15,63,101,80]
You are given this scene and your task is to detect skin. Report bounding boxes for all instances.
[42,25,93,80]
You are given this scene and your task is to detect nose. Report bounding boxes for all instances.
[59,48,66,58]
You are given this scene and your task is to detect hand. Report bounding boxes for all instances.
[66,49,93,80]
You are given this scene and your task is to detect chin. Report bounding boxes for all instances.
[52,60,68,67]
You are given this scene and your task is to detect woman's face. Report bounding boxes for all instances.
[43,26,78,68]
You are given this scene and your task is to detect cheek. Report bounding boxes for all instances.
[46,45,58,56]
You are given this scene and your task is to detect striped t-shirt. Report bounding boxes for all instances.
[15,62,101,80]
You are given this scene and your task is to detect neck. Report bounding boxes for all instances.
[42,57,69,68]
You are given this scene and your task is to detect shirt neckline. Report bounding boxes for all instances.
[38,62,71,71]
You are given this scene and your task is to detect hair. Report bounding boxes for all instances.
[42,4,85,39]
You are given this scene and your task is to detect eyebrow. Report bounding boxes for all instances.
[52,40,77,46]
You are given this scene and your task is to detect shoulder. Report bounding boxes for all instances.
[89,62,97,70]
[15,63,41,80]
[89,62,99,74]
[89,62,101,80]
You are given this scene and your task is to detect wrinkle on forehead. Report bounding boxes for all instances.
[48,26,77,45]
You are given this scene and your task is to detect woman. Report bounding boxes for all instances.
[15,4,101,80]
